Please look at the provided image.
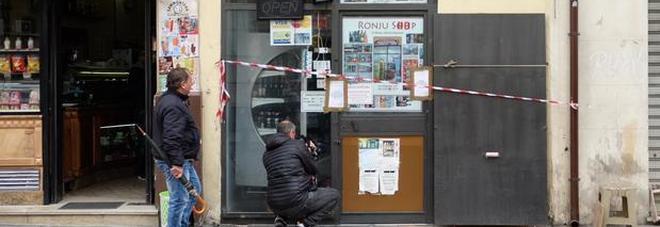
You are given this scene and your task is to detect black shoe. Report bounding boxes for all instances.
[274,215,287,227]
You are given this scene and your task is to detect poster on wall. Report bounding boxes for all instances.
[358,138,400,195]
[342,17,424,112]
[342,0,426,3]
[158,0,200,92]
[271,15,313,46]
[157,57,201,92]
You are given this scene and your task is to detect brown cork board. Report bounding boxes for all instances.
[342,136,424,212]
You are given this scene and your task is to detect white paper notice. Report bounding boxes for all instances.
[379,138,400,195]
[348,83,373,105]
[301,91,325,113]
[317,78,325,90]
[413,69,430,98]
[313,60,331,73]
[380,169,398,195]
[327,80,345,109]
[359,138,381,194]
[360,169,379,193]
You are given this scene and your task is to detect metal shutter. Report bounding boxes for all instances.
[650,0,660,184]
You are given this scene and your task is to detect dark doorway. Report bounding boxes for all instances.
[49,0,152,205]
[433,14,548,225]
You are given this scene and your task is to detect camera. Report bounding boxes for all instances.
[298,134,319,160]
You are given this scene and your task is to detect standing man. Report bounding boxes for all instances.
[153,67,201,227]
[263,120,340,227]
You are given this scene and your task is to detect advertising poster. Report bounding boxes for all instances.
[158,0,200,92]
[271,15,313,46]
[342,17,424,112]
[358,138,400,195]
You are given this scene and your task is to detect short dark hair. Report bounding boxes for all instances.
[277,120,296,134]
[167,67,190,90]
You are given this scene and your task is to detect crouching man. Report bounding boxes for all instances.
[262,120,339,227]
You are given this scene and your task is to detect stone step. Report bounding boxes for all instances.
[0,204,158,227]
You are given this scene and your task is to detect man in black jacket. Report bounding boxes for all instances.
[153,67,201,227]
[263,120,339,227]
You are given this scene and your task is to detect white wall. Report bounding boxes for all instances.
[577,0,648,223]
[199,0,222,223]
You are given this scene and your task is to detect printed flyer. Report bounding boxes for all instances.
[342,17,424,112]
[358,138,400,195]
[271,15,313,46]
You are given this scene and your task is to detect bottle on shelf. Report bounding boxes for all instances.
[3,37,10,50]
[27,37,34,49]
[14,37,21,50]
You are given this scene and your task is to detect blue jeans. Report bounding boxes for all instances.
[156,160,202,227]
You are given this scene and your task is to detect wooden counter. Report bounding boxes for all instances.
[63,105,135,188]
[0,115,43,205]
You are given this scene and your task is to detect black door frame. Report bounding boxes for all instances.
[331,10,435,224]
[44,0,157,205]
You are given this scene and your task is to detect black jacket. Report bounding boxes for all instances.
[262,133,318,211]
[153,90,200,166]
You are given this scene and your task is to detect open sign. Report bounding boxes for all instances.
[257,0,303,20]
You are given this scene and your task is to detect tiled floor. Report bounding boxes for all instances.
[61,176,147,204]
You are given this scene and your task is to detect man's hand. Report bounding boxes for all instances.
[171,165,183,178]
[307,140,317,153]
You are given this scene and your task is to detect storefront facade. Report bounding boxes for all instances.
[0,0,156,207]
[217,0,649,225]
[0,0,650,226]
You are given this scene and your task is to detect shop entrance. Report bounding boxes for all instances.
[47,0,154,205]
[433,14,548,225]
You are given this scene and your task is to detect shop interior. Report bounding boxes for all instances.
[57,0,148,204]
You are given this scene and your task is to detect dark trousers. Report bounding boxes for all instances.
[278,187,340,226]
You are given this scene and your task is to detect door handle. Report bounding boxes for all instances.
[484,151,500,159]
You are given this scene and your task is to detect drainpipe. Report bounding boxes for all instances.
[569,0,580,226]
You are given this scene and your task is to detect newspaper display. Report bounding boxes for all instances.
[358,138,400,195]
[342,17,424,112]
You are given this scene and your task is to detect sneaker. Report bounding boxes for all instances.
[296,222,305,227]
[274,215,287,227]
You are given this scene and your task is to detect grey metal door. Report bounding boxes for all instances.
[433,14,548,225]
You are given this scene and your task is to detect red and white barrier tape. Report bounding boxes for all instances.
[219,59,578,110]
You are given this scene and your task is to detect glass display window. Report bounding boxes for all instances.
[0,0,42,113]
[342,17,424,112]
[224,10,332,213]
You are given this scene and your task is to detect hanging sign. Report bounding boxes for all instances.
[257,0,304,20]
[324,77,348,112]
[409,66,433,100]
